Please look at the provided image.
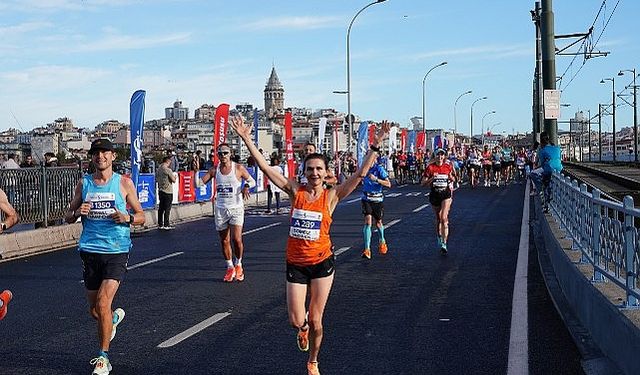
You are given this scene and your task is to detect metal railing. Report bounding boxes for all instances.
[0,166,82,226]
[550,173,640,307]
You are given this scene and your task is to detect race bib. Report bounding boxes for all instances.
[86,192,116,220]
[289,208,322,241]
[432,173,449,190]
[216,184,234,199]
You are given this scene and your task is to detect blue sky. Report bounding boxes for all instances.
[1,0,638,136]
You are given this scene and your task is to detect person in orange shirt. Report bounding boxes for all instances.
[232,115,389,375]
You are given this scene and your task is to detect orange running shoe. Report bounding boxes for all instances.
[307,361,320,375]
[379,242,388,255]
[223,267,236,282]
[235,264,245,282]
[0,290,13,320]
[297,328,309,352]
[361,249,371,259]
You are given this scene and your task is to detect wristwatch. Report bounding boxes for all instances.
[1,223,6,231]
[128,215,135,225]
[370,144,381,153]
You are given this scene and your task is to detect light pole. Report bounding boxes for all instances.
[470,96,488,143]
[345,0,388,152]
[454,90,472,142]
[619,69,638,162]
[484,122,501,145]
[421,61,447,133]
[601,77,616,161]
[481,111,496,138]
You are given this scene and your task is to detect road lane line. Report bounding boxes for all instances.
[127,252,185,271]
[385,219,401,228]
[334,247,351,257]
[412,204,429,212]
[387,193,402,198]
[157,312,231,348]
[346,198,361,203]
[243,222,281,235]
[507,182,530,375]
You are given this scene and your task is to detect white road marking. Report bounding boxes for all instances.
[387,193,402,198]
[346,198,361,204]
[334,246,351,257]
[127,252,184,271]
[439,318,450,322]
[242,222,281,235]
[507,182,530,375]
[385,219,401,228]
[413,204,429,212]
[157,312,231,348]
[397,184,407,188]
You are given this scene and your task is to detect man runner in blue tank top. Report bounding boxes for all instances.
[65,139,145,375]
[360,156,391,259]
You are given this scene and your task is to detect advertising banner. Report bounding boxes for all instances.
[172,172,179,204]
[284,112,296,179]
[137,173,156,210]
[129,90,146,192]
[178,171,195,203]
[408,130,416,153]
[400,129,408,152]
[417,131,426,152]
[368,123,375,145]
[318,117,327,152]
[389,126,398,151]
[195,171,212,202]
[213,103,230,165]
[357,121,369,167]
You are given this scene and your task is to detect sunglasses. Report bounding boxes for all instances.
[217,151,230,156]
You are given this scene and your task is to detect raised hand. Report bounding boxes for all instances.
[231,114,252,139]
[373,120,391,145]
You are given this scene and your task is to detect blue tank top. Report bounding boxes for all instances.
[78,173,132,254]
[361,164,388,202]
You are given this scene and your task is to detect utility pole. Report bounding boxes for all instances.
[541,0,557,144]
[599,104,603,162]
[531,1,543,143]
[588,109,592,162]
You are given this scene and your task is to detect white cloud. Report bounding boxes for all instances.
[0,0,143,12]
[0,65,111,91]
[242,16,343,31]
[408,43,532,62]
[0,21,53,37]
[70,32,192,52]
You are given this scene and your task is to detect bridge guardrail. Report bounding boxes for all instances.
[550,172,640,307]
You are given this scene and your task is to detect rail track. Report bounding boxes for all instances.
[562,162,640,204]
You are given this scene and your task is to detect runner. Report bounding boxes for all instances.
[466,146,482,188]
[396,150,407,184]
[406,152,417,184]
[232,114,389,375]
[491,145,503,187]
[360,155,392,259]
[64,138,145,375]
[481,145,492,187]
[198,143,255,282]
[502,143,514,184]
[422,148,456,254]
[0,187,18,321]
[515,147,527,183]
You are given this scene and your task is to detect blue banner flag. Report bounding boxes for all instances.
[137,173,156,210]
[129,90,146,193]
[356,121,369,168]
[195,171,213,202]
[408,131,416,153]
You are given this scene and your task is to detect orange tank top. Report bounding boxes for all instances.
[285,187,333,266]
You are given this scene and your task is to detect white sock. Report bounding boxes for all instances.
[225,259,233,268]
[235,258,242,266]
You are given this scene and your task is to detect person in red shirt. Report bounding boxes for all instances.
[232,114,389,375]
[422,148,455,254]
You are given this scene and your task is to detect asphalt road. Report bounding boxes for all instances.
[0,182,583,375]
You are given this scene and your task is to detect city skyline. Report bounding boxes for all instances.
[1,0,638,135]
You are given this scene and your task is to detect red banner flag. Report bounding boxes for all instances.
[368,124,375,145]
[417,131,426,152]
[400,129,408,152]
[284,112,296,179]
[213,103,230,166]
[178,171,196,202]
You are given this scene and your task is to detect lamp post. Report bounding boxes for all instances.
[470,96,488,143]
[481,111,496,139]
[619,69,638,162]
[345,0,388,152]
[484,122,501,145]
[421,61,447,133]
[601,77,616,161]
[454,90,472,142]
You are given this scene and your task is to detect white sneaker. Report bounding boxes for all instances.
[158,226,166,230]
[165,226,175,230]
[110,308,125,341]
[90,356,112,375]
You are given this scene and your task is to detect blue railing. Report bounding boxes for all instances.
[549,173,640,307]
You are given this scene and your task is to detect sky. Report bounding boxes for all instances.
[0,0,638,136]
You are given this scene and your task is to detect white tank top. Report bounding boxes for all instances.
[215,162,243,209]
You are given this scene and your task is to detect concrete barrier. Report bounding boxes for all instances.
[534,199,640,375]
[0,191,281,262]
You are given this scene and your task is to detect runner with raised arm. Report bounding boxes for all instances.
[232,114,389,375]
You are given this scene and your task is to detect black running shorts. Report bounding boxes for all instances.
[429,189,452,207]
[286,255,335,285]
[361,200,384,221]
[80,252,129,290]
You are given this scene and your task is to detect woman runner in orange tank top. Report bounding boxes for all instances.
[232,115,389,375]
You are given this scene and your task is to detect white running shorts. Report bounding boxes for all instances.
[214,206,245,231]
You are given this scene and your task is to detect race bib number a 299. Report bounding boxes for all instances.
[289,209,322,241]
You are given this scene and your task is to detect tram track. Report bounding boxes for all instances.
[562,162,640,205]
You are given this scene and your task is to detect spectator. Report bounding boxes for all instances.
[190,152,200,171]
[169,151,178,172]
[20,155,35,168]
[530,132,562,212]
[196,150,206,170]
[44,152,58,167]
[204,153,215,170]
[3,154,19,169]
[266,157,284,214]
[156,156,176,230]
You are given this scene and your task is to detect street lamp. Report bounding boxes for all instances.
[619,69,638,162]
[345,0,388,152]
[601,77,616,161]
[470,96,488,142]
[454,90,472,141]
[481,111,496,137]
[421,61,448,133]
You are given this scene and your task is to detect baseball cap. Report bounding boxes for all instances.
[88,138,114,155]
[435,148,446,155]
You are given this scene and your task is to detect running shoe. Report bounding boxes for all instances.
[378,242,388,255]
[235,264,245,282]
[436,236,443,248]
[361,249,371,259]
[223,267,236,282]
[164,226,175,230]
[307,361,320,375]
[440,242,448,255]
[110,308,125,341]
[297,327,309,352]
[0,290,13,320]
[90,355,112,375]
